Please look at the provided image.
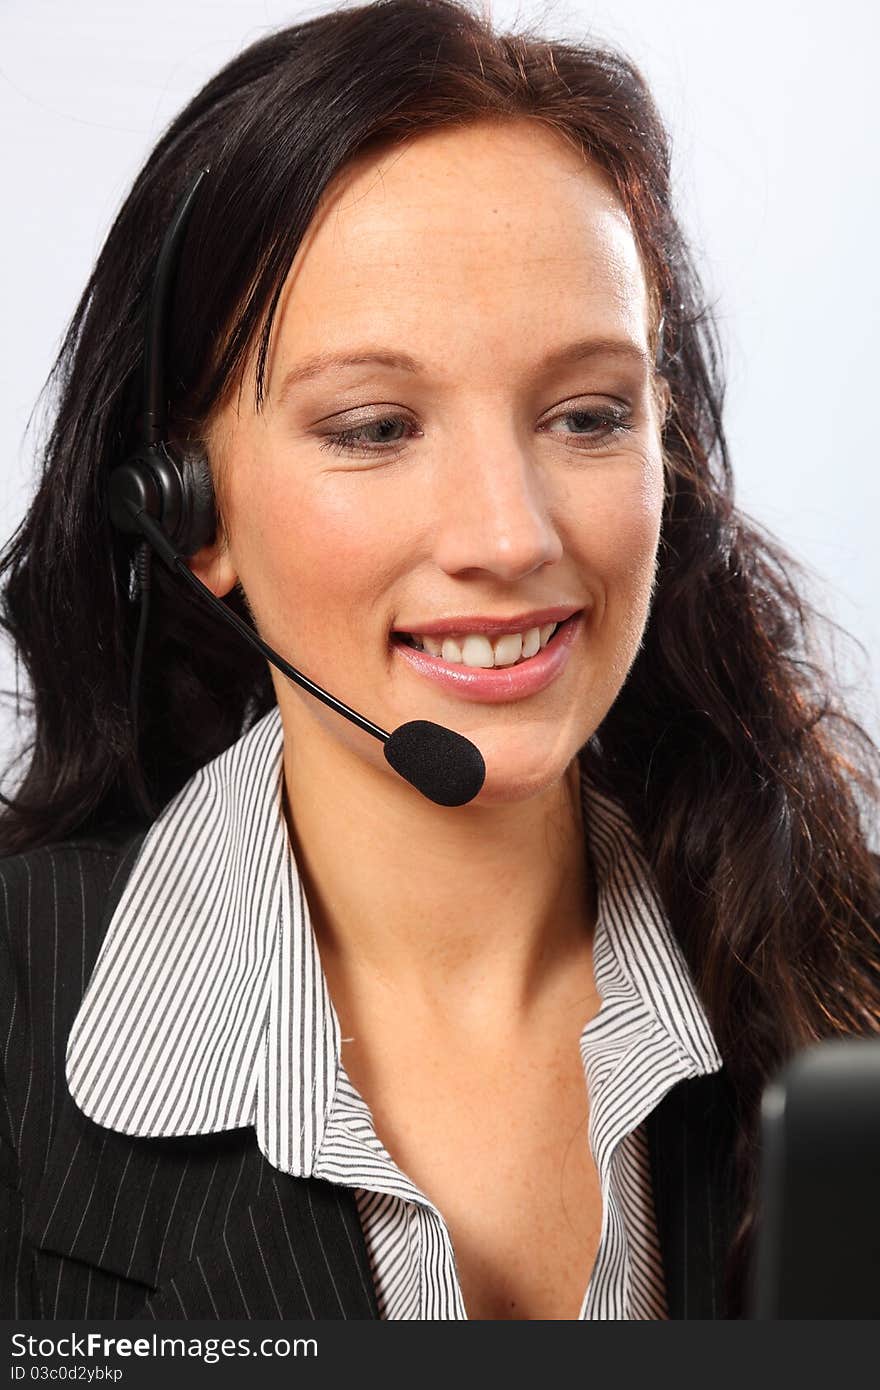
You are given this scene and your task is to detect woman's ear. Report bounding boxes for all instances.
[180,431,240,597]
[184,531,239,599]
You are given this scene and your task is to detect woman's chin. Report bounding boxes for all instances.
[448,728,583,807]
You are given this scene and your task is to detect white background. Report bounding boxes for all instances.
[2,0,878,799]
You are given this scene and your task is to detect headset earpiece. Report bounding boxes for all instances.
[173,445,217,555]
[109,441,216,557]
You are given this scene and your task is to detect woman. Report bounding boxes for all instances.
[1,0,878,1322]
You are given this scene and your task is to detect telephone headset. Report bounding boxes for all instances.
[108,165,486,816]
[108,166,667,822]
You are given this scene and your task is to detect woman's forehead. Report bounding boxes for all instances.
[267,122,651,385]
[293,119,637,283]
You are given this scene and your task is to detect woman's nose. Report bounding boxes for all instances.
[431,444,565,582]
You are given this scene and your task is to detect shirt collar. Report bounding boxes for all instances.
[66,705,720,1177]
[66,704,339,1175]
[579,773,722,1077]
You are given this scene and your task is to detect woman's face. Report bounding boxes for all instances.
[198,118,669,805]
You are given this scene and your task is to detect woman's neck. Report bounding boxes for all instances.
[280,719,597,1034]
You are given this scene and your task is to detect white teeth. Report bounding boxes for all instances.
[461,635,495,668]
[521,626,541,660]
[492,632,523,667]
[408,621,562,666]
[441,637,462,663]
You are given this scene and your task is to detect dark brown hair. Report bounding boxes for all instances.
[1,0,878,1316]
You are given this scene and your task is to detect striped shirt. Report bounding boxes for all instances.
[65,704,723,1319]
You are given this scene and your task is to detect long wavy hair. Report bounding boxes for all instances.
[1,0,878,1316]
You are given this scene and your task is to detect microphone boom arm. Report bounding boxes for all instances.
[127,502,391,744]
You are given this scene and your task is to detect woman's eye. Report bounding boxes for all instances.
[318,415,413,456]
[316,406,634,458]
[543,407,634,448]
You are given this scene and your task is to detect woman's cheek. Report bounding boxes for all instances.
[309,482,396,564]
[577,462,663,685]
[255,478,411,647]
[579,457,663,586]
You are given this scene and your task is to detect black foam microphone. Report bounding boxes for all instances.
[123,502,486,807]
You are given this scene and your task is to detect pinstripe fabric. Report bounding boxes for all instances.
[1,831,148,1318]
[0,821,381,1320]
[61,705,723,1319]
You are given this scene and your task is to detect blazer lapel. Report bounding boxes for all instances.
[143,1166,381,1321]
[29,1068,739,1320]
[25,1094,380,1319]
[645,1068,741,1319]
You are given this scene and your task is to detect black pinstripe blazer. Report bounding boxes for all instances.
[0,825,742,1320]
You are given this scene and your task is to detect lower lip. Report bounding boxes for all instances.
[391,612,584,704]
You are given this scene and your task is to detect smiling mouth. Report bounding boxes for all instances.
[392,614,575,667]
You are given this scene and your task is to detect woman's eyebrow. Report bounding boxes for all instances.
[274,335,649,403]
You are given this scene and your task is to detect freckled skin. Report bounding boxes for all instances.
[186,118,670,967]
[185,116,671,1321]
[193,118,668,809]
